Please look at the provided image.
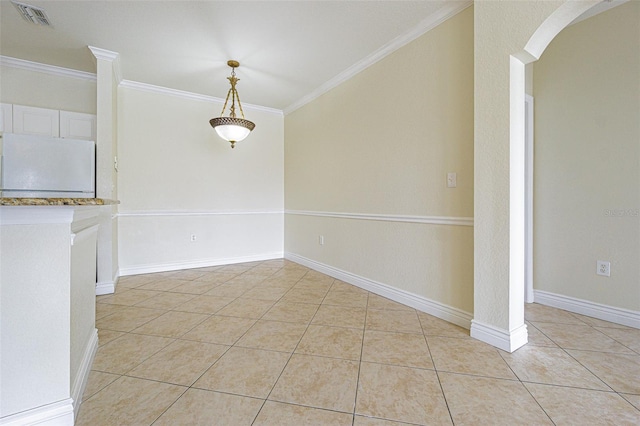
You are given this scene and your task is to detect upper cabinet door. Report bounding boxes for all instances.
[0,103,13,133]
[13,105,60,137]
[60,111,96,141]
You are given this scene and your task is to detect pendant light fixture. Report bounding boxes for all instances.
[209,60,255,148]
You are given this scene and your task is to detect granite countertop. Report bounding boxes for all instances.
[0,198,119,206]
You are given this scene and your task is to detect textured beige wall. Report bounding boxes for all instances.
[473,0,564,331]
[285,7,474,314]
[117,86,284,272]
[0,65,96,113]
[533,2,640,310]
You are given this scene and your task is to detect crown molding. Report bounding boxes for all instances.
[0,55,96,81]
[119,80,283,116]
[283,0,473,115]
[87,46,119,61]
[88,46,122,83]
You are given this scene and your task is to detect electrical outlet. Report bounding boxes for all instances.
[319,235,324,245]
[190,234,197,242]
[596,260,610,277]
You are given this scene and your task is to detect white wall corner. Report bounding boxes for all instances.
[284,252,473,330]
[470,320,528,353]
[0,399,74,426]
[71,329,98,420]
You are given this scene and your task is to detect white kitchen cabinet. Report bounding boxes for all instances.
[12,105,60,137]
[0,205,100,424]
[0,103,13,133]
[60,111,96,141]
[8,105,96,141]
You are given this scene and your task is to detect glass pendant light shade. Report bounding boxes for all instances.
[209,117,255,148]
[210,60,255,148]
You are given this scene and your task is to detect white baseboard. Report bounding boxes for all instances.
[284,252,472,330]
[71,329,99,419]
[0,398,74,425]
[119,252,284,277]
[470,320,528,353]
[96,280,115,296]
[534,290,640,329]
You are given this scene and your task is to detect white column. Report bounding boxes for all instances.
[89,46,120,293]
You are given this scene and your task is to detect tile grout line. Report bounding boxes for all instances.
[150,261,286,425]
[419,312,455,425]
[249,268,328,425]
[530,321,617,393]
[495,348,557,425]
[86,265,639,425]
[88,264,271,424]
[351,288,370,425]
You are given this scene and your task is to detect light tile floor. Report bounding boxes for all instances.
[78,259,640,425]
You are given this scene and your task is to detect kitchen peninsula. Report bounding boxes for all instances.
[0,198,118,424]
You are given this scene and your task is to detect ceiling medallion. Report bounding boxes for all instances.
[209,60,256,148]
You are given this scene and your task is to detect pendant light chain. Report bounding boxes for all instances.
[209,60,255,148]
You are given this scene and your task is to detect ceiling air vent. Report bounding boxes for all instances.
[11,1,51,26]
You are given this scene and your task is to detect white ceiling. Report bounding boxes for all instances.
[0,0,471,112]
[1,0,624,113]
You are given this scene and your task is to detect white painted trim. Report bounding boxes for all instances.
[119,80,283,116]
[71,329,98,420]
[96,280,115,296]
[70,224,99,246]
[470,320,528,353]
[283,1,472,115]
[119,252,284,277]
[569,0,629,26]
[0,56,96,82]
[285,252,473,329]
[509,55,527,336]
[0,205,100,226]
[285,209,473,227]
[87,46,118,62]
[0,398,74,425]
[117,209,283,218]
[524,94,534,304]
[0,206,75,225]
[72,206,101,223]
[117,209,282,217]
[96,272,119,296]
[87,46,122,83]
[534,290,640,329]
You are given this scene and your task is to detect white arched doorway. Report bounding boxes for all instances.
[471,0,605,353]
[508,1,602,344]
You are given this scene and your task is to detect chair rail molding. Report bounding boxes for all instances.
[285,209,473,227]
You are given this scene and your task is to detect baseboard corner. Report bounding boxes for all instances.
[470,320,528,353]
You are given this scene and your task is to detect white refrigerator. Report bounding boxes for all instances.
[1,133,95,198]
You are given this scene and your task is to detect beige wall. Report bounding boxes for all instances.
[533,2,640,310]
[0,65,96,114]
[117,86,284,273]
[473,0,565,335]
[285,7,474,315]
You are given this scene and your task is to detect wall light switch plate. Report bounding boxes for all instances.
[597,260,610,277]
[447,172,457,188]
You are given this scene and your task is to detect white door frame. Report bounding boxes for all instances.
[524,94,534,303]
